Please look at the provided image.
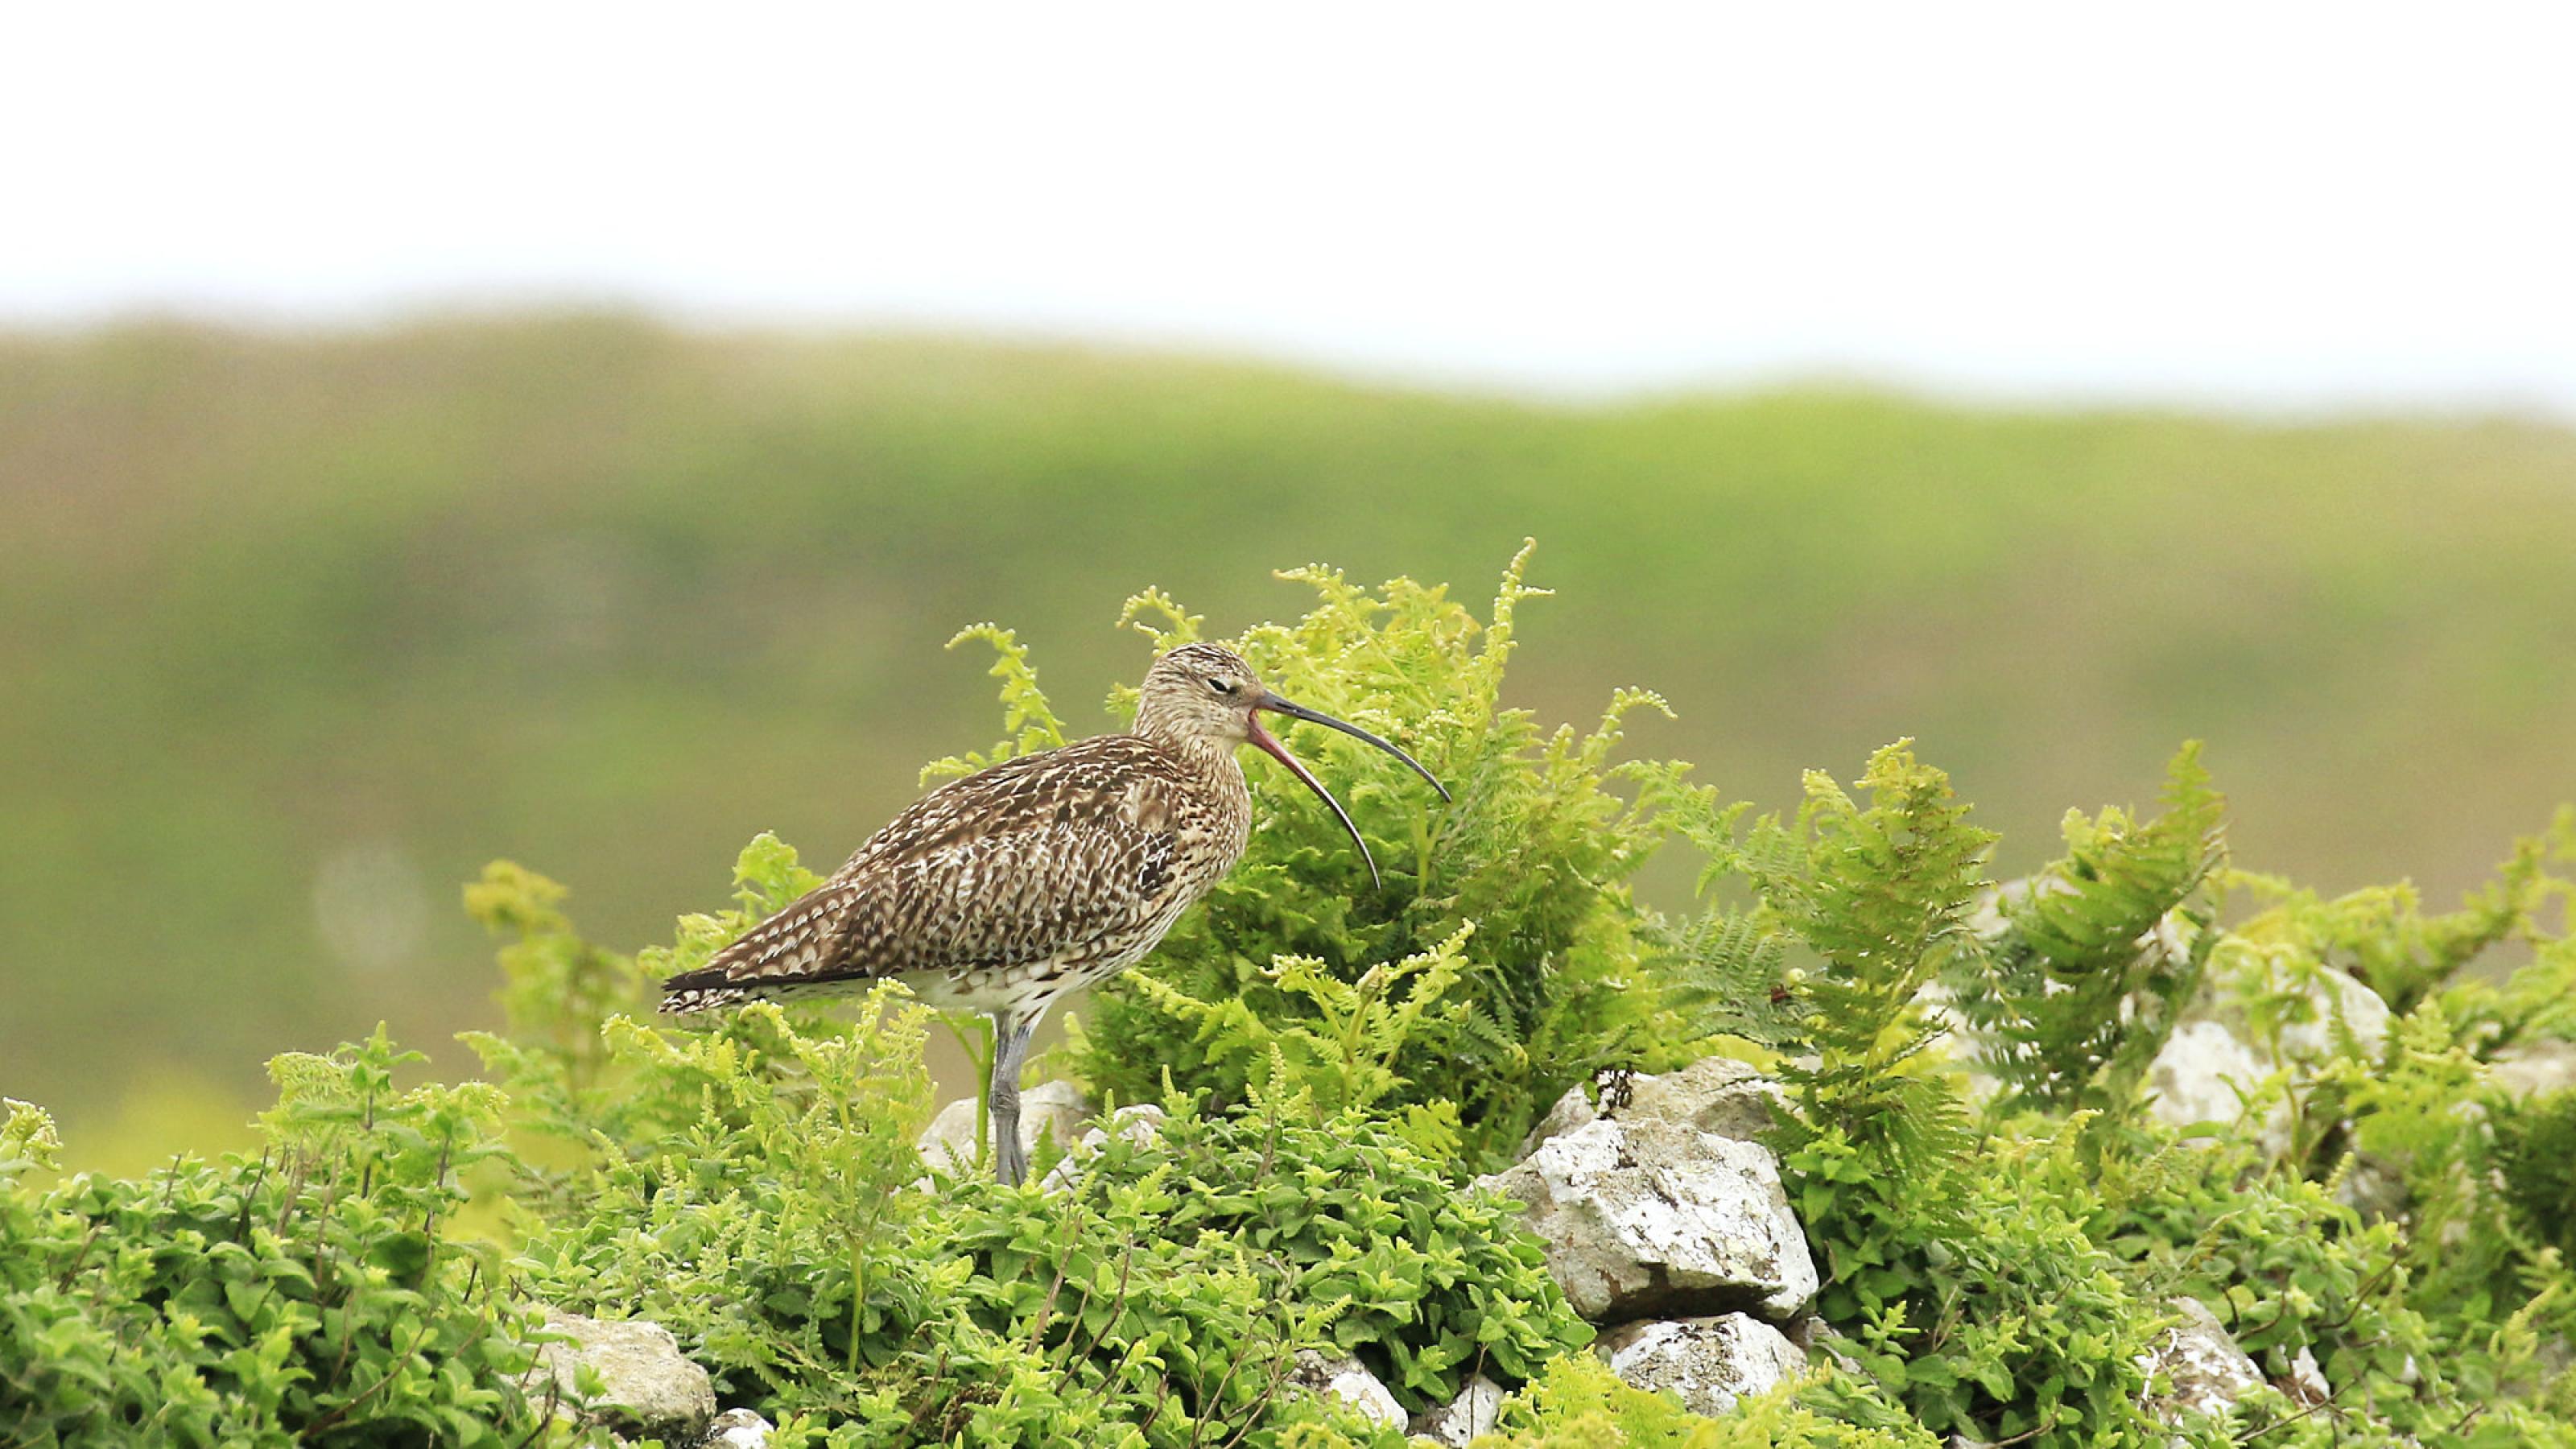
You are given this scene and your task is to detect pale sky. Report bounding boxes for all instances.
[7,3,2573,412]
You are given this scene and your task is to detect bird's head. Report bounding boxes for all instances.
[1137,642,1449,887]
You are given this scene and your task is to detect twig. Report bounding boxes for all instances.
[299,1319,430,1441]
[2233,1374,2351,1443]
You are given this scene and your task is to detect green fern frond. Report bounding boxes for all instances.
[1114,587,1203,654]
[921,622,1067,785]
[1957,744,2228,1116]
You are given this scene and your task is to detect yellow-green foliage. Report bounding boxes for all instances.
[1692,740,2576,1447]
[1052,547,1744,1170]
[9,555,2576,1447]
[455,832,1588,1445]
[0,1034,552,1447]
[18,320,2576,1165]
[1470,1356,1934,1448]
[1952,745,2227,1118]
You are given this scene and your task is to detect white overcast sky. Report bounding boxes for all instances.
[6,4,2574,412]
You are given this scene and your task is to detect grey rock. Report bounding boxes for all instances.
[2145,965,2392,1158]
[1596,1314,1803,1417]
[1522,1059,1785,1158]
[2240,965,2391,1065]
[1410,1373,1505,1446]
[526,1309,716,1444]
[2492,1039,2576,1100]
[2136,1298,2260,1423]
[702,1408,774,1447]
[1479,1117,1818,1323]
[2145,1022,2271,1137]
[2284,1344,2330,1406]
[1287,1349,1405,1429]
[918,1079,1091,1174]
[1522,1084,1601,1156]
[1038,1102,1169,1192]
[1089,1100,1168,1146]
[1619,1056,1785,1143]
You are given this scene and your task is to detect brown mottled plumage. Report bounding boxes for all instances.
[659,641,1448,1183]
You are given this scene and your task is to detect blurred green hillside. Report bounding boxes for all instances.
[5,314,2572,1168]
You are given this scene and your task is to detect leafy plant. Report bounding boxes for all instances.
[16,552,2576,1448]
[0,1034,551,1447]
[1947,745,2227,1119]
[1069,1084,1596,1410]
[1038,545,1755,1170]
[1111,923,1481,1158]
[1738,742,1991,1220]
[1472,1353,1935,1448]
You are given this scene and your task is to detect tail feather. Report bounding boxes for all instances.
[656,881,875,1014]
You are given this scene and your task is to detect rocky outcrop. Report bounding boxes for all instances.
[525,1309,717,1445]
[2136,1298,2260,1424]
[1286,1349,1404,1430]
[1488,1055,1823,1425]
[1478,1115,1817,1323]
[1595,1314,1804,1417]
[918,1080,1091,1174]
[1521,1056,1783,1157]
[1410,1373,1504,1447]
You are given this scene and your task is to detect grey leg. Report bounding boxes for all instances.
[988,1006,1044,1187]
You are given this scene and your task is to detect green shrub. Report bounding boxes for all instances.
[1472,1354,1934,1448]
[1067,1084,1595,1408]
[460,840,1550,1443]
[1947,745,2226,1121]
[1063,547,1739,1170]
[14,554,2576,1447]
[0,1037,549,1447]
[2495,1088,2576,1265]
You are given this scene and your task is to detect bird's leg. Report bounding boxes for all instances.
[987,1007,1042,1187]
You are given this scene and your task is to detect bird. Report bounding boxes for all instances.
[658,641,1450,1185]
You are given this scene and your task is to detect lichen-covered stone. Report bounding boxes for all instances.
[1596,1314,1804,1416]
[1410,1373,1504,1446]
[1286,1349,1405,1429]
[2144,966,2392,1158]
[1521,1058,1784,1158]
[1620,1056,1785,1143]
[1479,1117,1817,1323]
[1521,1084,1602,1156]
[526,1309,716,1444]
[2136,1298,2260,1423]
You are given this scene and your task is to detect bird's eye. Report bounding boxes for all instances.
[1208,677,1236,696]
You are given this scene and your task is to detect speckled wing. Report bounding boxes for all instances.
[658,737,1191,1013]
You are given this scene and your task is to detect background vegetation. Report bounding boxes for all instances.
[6,315,2575,1168]
[9,562,2569,1445]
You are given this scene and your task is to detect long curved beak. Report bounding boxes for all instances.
[1245,689,1451,890]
